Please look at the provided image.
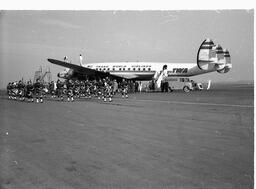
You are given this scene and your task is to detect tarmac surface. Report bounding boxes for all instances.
[0,83,254,189]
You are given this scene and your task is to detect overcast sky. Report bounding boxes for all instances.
[0,10,254,88]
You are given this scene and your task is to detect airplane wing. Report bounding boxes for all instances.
[48,58,122,79]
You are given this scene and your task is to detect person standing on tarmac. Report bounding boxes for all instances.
[26,81,34,102]
[56,79,64,101]
[66,79,74,102]
[138,81,142,93]
[73,80,80,98]
[85,79,92,98]
[103,77,113,102]
[113,79,118,95]
[80,80,86,98]
[49,81,56,98]
[161,65,169,92]
[34,79,43,103]
[9,82,16,100]
[97,79,104,99]
[7,82,12,99]
[120,78,129,98]
[17,80,25,101]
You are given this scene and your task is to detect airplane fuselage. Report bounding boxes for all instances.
[83,62,215,80]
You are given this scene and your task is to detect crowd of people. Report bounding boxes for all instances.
[6,77,136,103]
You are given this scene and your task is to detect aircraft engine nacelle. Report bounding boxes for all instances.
[57,68,74,79]
[197,39,232,73]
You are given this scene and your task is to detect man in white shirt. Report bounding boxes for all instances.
[161,65,169,92]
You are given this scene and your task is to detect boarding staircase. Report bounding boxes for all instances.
[33,67,52,84]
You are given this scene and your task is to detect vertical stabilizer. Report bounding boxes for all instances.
[197,38,232,73]
[217,49,232,73]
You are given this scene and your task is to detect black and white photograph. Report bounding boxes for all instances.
[0,2,254,188]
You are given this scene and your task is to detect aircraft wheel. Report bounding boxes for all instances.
[183,86,190,93]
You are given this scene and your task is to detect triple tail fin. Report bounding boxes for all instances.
[197,38,232,74]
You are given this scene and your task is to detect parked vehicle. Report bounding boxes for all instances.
[166,77,203,92]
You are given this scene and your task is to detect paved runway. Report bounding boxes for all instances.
[0,84,254,189]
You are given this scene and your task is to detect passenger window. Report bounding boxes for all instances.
[119,68,122,71]
[148,68,151,71]
[143,68,145,71]
[133,68,136,71]
[138,68,140,71]
[113,68,115,71]
[123,68,125,71]
[128,68,130,71]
